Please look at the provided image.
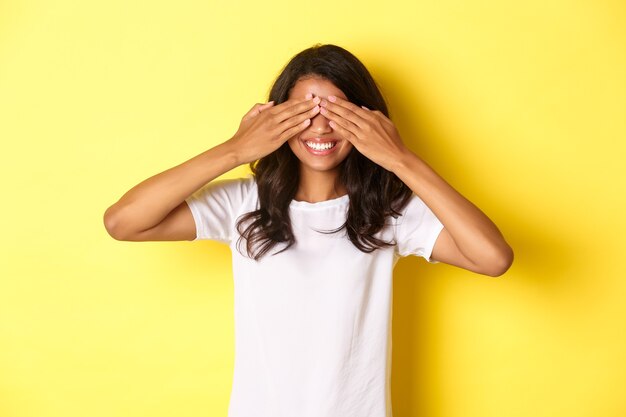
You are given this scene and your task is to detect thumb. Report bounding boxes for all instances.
[250,101,275,118]
[258,100,275,112]
[243,101,274,121]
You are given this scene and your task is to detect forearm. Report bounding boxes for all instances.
[104,140,241,235]
[392,149,512,267]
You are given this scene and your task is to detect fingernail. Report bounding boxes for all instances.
[304,119,311,125]
[320,99,327,106]
[328,95,337,102]
[305,93,312,100]
[361,105,369,110]
[313,96,321,104]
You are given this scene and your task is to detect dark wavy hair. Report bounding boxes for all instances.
[235,43,413,260]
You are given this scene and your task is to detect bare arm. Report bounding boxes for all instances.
[319,95,513,277]
[103,95,321,241]
[103,141,240,241]
[392,152,513,276]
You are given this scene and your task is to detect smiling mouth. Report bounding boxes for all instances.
[304,140,337,151]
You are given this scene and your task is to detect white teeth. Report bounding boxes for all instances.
[305,141,336,151]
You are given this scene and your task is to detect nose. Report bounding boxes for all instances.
[309,111,333,134]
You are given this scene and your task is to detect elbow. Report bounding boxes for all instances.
[482,244,514,277]
[103,206,129,241]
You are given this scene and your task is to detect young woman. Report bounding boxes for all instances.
[104,44,513,417]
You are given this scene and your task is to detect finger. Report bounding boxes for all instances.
[321,108,360,141]
[278,103,320,133]
[278,118,311,142]
[328,119,357,143]
[359,104,390,127]
[319,106,360,135]
[320,96,368,128]
[258,101,275,112]
[328,95,369,114]
[242,101,274,121]
[250,101,275,119]
[268,95,315,115]
[273,96,321,123]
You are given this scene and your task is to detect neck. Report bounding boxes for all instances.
[294,165,347,203]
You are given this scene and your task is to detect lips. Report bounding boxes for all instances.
[302,138,339,143]
[301,138,339,155]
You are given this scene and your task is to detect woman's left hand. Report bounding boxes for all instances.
[319,95,411,172]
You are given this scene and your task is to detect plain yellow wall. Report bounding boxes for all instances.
[1,0,625,416]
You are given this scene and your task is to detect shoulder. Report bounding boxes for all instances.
[196,174,255,195]
[388,193,428,226]
[389,192,442,240]
[187,175,258,209]
[235,174,257,202]
[218,175,258,211]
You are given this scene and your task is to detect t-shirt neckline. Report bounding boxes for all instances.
[290,193,349,209]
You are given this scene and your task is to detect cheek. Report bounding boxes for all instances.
[286,123,307,145]
[287,137,300,155]
[340,141,354,155]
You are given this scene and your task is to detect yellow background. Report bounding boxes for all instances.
[1,0,625,416]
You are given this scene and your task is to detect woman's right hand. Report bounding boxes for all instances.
[226,94,321,165]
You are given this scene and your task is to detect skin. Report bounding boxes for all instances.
[103,95,320,242]
[104,75,513,276]
[286,76,353,202]
[317,90,514,276]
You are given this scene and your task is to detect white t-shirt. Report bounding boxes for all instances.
[185,175,444,417]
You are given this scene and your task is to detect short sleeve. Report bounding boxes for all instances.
[394,193,445,263]
[184,176,254,243]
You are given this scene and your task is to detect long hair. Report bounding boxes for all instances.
[235,43,413,260]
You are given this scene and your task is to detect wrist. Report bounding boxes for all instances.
[214,138,245,168]
[390,147,418,175]
[203,140,243,171]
